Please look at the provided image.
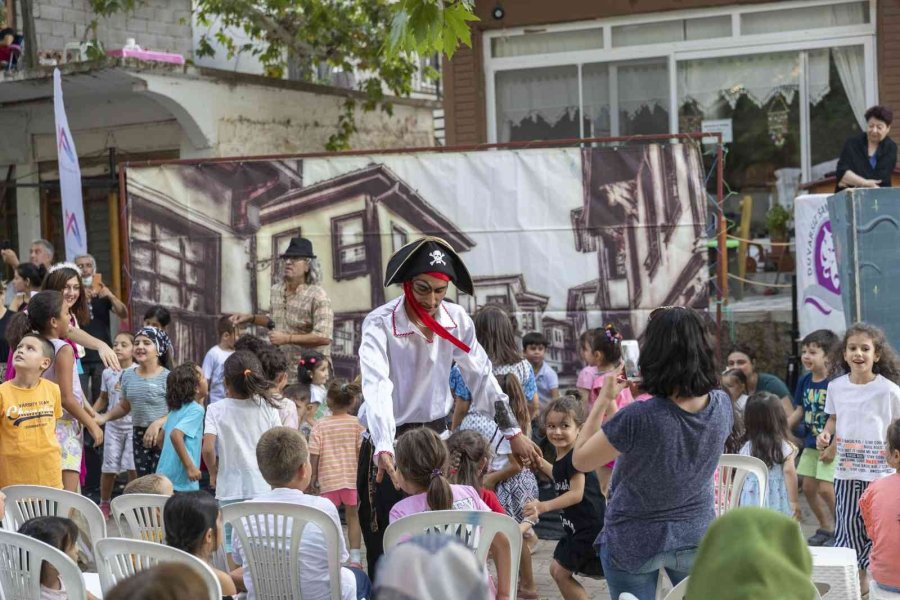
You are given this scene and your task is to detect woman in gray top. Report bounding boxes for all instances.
[573,307,732,600]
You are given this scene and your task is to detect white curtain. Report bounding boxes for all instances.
[582,64,610,136]
[495,65,579,142]
[618,61,669,117]
[825,2,868,130]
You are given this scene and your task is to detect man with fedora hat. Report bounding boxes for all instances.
[232,236,333,382]
[357,235,542,575]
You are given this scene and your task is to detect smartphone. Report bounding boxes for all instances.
[0,240,11,251]
[621,340,641,382]
[91,272,103,294]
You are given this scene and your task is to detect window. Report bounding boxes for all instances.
[332,212,367,280]
[391,224,409,253]
[612,16,731,47]
[520,312,535,331]
[495,65,583,143]
[486,294,510,307]
[741,1,868,35]
[332,319,356,356]
[492,28,603,58]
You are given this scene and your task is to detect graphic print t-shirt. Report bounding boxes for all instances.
[825,374,900,481]
[0,379,63,488]
[792,372,829,449]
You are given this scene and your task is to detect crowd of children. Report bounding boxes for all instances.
[4,283,900,600]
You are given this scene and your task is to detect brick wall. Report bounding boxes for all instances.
[31,0,192,57]
[446,0,894,145]
[878,0,900,111]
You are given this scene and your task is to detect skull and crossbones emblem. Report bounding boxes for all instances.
[429,250,447,266]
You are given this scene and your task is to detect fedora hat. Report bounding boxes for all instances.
[280,237,316,259]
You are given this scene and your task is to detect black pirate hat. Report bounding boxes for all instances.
[384,236,473,295]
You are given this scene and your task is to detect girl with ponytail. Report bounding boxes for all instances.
[446,429,506,514]
[201,350,281,557]
[391,427,513,599]
[163,491,237,597]
[7,290,105,491]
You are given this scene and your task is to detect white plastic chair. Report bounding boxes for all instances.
[383,510,523,599]
[222,501,343,600]
[110,493,169,542]
[661,576,690,600]
[0,529,87,599]
[714,454,768,516]
[94,537,221,600]
[1,485,107,550]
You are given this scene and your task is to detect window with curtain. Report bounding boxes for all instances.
[491,28,603,58]
[810,46,866,172]
[332,212,367,279]
[582,59,669,138]
[740,1,868,35]
[678,51,802,207]
[495,65,585,143]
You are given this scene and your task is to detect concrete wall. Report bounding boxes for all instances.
[31,0,192,57]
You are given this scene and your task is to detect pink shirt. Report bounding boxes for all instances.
[589,370,634,411]
[860,472,900,589]
[389,484,490,523]
[576,365,597,390]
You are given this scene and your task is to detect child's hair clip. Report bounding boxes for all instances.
[309,357,317,365]
[298,359,306,366]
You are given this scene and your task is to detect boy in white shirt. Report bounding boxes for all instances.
[232,427,371,600]
[202,316,237,405]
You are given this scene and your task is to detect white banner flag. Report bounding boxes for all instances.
[795,193,845,338]
[53,68,87,261]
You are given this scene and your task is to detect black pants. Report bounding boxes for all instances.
[79,360,104,403]
[357,437,404,579]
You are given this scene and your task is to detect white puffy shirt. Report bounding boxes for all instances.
[359,296,520,457]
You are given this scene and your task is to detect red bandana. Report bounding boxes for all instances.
[403,274,471,353]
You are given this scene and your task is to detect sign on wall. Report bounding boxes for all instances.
[124,145,708,382]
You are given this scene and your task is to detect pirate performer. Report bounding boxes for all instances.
[357,236,542,574]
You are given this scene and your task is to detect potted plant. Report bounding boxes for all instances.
[766,204,791,242]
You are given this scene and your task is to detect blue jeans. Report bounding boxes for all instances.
[349,567,372,600]
[599,544,697,600]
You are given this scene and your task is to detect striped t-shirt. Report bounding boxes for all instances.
[308,414,365,492]
[121,368,170,428]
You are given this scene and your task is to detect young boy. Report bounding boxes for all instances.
[793,328,840,546]
[285,383,315,439]
[233,427,370,600]
[523,331,559,410]
[94,332,137,519]
[202,315,236,405]
[0,334,63,489]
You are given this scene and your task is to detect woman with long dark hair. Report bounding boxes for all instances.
[573,306,732,600]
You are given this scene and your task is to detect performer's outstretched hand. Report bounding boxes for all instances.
[509,434,542,469]
[376,452,401,490]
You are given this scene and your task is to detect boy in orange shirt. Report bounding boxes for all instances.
[0,333,63,488]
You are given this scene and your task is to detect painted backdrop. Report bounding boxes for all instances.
[124,145,708,383]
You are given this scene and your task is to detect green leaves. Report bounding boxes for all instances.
[388,0,479,59]
[86,0,478,149]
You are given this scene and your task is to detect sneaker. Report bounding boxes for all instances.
[807,528,833,546]
[99,501,111,521]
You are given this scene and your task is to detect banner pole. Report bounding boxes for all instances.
[716,141,726,365]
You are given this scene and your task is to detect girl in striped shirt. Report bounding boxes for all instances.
[308,379,365,567]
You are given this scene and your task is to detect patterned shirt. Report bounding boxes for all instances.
[270,281,334,381]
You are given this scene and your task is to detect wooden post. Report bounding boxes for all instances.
[108,191,121,299]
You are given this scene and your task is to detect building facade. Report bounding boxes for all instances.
[444,0,892,226]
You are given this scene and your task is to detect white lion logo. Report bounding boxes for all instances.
[819,228,839,290]
[429,250,447,266]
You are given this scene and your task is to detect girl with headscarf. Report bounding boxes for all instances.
[96,326,172,476]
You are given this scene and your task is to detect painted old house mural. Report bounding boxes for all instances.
[124,145,706,381]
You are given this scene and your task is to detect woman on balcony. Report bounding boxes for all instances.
[835,105,897,192]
